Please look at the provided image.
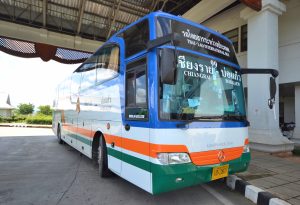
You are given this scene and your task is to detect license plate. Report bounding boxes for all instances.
[211,164,229,180]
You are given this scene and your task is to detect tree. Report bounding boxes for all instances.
[17,103,34,115]
[38,105,52,116]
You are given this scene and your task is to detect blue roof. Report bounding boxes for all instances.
[111,11,232,44]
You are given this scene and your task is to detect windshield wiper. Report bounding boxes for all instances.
[222,114,247,121]
[193,114,247,121]
[193,115,224,120]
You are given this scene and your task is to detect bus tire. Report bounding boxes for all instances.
[57,126,63,144]
[98,136,112,177]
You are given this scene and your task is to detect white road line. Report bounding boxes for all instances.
[201,184,236,205]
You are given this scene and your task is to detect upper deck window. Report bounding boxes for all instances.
[156,17,238,65]
[122,19,149,58]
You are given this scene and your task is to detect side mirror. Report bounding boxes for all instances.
[160,48,177,85]
[268,77,276,109]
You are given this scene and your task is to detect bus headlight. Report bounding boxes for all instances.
[243,144,250,153]
[157,153,191,165]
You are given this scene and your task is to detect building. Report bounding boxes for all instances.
[183,0,299,152]
[0,92,14,117]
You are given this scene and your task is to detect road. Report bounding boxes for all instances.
[0,127,254,205]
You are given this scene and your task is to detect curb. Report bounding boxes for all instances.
[226,175,291,205]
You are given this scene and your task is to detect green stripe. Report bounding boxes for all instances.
[107,148,151,172]
[62,129,92,146]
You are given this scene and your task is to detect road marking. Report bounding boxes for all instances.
[201,184,236,205]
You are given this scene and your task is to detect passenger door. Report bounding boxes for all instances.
[122,56,151,191]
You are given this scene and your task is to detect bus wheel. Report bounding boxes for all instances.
[57,126,63,144]
[98,136,112,177]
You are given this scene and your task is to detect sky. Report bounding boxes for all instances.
[0,51,79,108]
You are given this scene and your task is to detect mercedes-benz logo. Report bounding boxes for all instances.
[217,150,226,162]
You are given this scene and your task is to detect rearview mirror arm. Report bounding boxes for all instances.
[241,68,279,110]
[240,68,279,78]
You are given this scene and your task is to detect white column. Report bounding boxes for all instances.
[240,0,294,152]
[292,86,300,144]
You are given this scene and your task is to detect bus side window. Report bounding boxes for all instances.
[71,72,81,96]
[125,58,148,121]
[122,19,149,58]
[68,72,81,106]
[126,72,135,106]
[79,70,95,91]
[74,44,119,88]
[96,45,120,84]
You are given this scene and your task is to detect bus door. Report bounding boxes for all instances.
[122,56,151,189]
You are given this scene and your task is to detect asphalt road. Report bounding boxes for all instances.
[0,127,254,205]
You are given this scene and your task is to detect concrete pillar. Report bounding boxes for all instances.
[240,0,294,152]
[292,86,300,144]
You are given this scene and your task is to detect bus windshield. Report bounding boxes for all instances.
[159,49,246,121]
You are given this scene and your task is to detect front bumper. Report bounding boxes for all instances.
[152,152,251,194]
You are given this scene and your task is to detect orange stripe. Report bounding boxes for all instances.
[123,137,150,156]
[62,124,76,132]
[63,126,187,159]
[104,134,187,158]
[245,138,249,145]
[189,147,243,166]
[105,134,123,151]
[77,127,94,138]
[62,125,94,138]
[150,144,188,158]
[62,125,243,165]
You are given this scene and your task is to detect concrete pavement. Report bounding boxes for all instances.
[236,151,300,205]
[0,127,254,205]
[0,126,53,136]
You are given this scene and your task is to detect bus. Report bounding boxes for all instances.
[52,11,278,194]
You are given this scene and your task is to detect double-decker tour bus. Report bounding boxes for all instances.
[52,11,278,194]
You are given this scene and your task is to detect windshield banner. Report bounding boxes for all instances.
[177,55,242,87]
[156,17,238,64]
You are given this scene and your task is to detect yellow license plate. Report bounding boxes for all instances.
[211,164,229,180]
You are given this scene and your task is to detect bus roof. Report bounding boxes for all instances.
[110,11,233,45]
